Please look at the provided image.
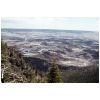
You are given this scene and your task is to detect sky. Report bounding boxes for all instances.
[1,17,99,31]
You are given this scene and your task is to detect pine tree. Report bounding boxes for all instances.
[47,60,63,83]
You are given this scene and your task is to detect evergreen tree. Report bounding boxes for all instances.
[47,60,63,83]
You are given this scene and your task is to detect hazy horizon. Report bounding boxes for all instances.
[1,28,98,32]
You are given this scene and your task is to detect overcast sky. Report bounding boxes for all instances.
[1,17,99,31]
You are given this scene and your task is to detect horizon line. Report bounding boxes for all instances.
[1,28,98,32]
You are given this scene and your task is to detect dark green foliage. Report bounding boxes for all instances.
[1,41,8,55]
[62,66,99,83]
[1,42,9,64]
[1,41,45,83]
[47,61,63,83]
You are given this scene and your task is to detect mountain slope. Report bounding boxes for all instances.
[1,41,45,83]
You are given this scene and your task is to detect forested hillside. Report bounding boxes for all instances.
[1,41,63,83]
[1,42,46,83]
